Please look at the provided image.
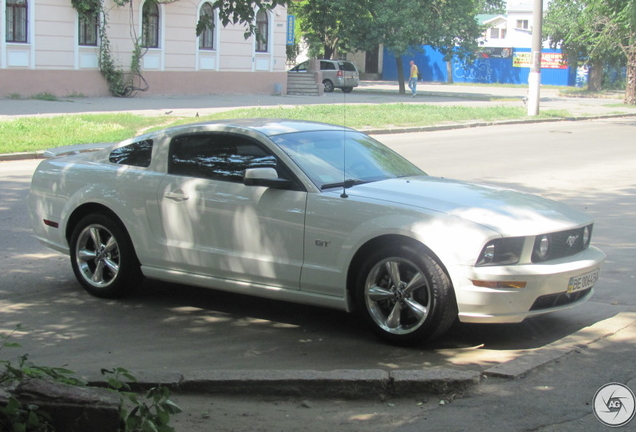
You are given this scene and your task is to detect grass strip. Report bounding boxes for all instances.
[0,114,162,153]
[0,104,566,154]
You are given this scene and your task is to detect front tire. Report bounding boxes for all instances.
[70,213,142,298]
[355,242,457,345]
[341,87,353,93]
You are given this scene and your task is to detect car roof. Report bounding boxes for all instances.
[163,118,356,138]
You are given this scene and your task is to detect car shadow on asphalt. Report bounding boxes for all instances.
[127,278,620,353]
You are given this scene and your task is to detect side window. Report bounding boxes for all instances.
[340,61,357,72]
[169,134,277,182]
[321,61,336,71]
[109,140,153,167]
[142,0,159,48]
[292,61,308,72]
[6,0,28,43]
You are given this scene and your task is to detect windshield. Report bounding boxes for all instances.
[271,130,425,189]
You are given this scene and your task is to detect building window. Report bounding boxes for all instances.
[6,0,28,43]
[516,20,529,30]
[488,28,506,39]
[199,2,215,50]
[142,1,159,48]
[78,10,99,46]
[255,9,268,53]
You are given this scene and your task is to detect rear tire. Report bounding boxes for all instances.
[355,242,457,345]
[69,213,142,298]
[323,80,334,92]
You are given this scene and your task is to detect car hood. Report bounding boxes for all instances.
[346,176,592,236]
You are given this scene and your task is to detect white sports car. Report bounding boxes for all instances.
[28,119,605,345]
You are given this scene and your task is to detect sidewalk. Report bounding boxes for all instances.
[0,81,629,120]
[160,312,636,432]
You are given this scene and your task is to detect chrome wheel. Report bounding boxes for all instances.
[355,242,457,345]
[364,257,431,335]
[70,213,142,298]
[75,223,120,288]
[323,79,334,92]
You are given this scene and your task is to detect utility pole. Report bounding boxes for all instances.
[527,0,543,116]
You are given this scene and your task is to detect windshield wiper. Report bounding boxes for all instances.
[320,179,368,190]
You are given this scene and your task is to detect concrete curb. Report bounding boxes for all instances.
[483,311,636,379]
[0,151,46,161]
[364,113,635,136]
[87,369,482,398]
[77,312,636,399]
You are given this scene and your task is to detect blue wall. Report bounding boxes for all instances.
[383,46,576,86]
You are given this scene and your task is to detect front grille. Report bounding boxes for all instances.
[532,225,592,263]
[529,288,592,311]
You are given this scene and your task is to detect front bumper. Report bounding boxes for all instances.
[451,246,606,324]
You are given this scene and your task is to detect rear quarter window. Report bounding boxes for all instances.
[109,140,153,167]
[339,61,357,71]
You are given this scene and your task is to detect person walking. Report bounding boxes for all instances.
[408,60,419,97]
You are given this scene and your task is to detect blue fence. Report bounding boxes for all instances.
[383,46,577,86]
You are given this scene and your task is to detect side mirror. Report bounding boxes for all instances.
[243,168,291,189]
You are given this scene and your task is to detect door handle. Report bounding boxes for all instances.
[164,191,189,201]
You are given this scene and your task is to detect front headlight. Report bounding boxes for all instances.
[534,234,551,261]
[476,237,524,266]
[582,225,591,247]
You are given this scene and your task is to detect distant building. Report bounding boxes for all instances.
[478,0,552,49]
[0,0,288,97]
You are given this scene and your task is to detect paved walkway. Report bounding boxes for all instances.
[0,81,630,120]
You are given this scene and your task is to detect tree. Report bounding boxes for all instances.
[345,0,494,93]
[354,0,432,93]
[293,0,366,59]
[292,0,501,91]
[544,0,616,92]
[431,0,503,84]
[544,0,636,103]
[591,0,636,103]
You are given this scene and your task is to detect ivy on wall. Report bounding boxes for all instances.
[71,0,148,97]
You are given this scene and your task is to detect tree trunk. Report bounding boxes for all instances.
[625,49,636,105]
[446,61,454,84]
[396,56,405,94]
[588,59,603,92]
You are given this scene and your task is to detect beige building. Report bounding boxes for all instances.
[1,0,289,97]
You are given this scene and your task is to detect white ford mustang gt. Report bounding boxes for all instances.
[28,119,605,345]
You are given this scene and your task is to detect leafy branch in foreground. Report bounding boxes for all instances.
[102,367,183,432]
[1,324,56,432]
[1,325,182,432]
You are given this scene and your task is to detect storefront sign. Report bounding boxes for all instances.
[513,52,567,69]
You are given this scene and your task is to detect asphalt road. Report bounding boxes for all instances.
[0,117,634,381]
